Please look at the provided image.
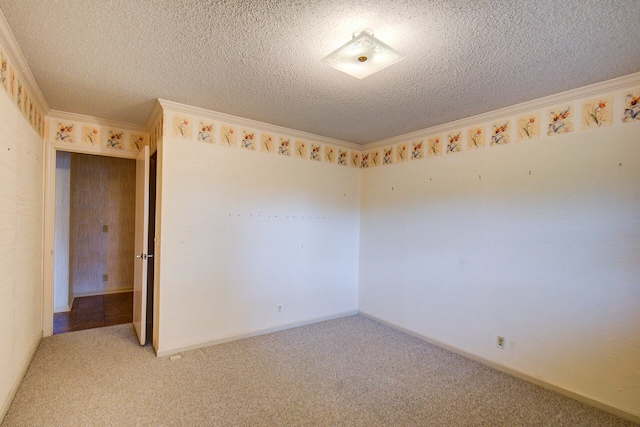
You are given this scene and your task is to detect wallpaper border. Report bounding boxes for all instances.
[46,110,150,156]
[160,99,363,169]
[158,99,360,150]
[0,34,47,138]
[157,73,640,171]
[359,73,640,169]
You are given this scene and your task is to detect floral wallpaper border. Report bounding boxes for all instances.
[162,83,640,171]
[165,111,357,168]
[3,37,152,152]
[3,29,639,169]
[357,86,640,169]
[0,40,45,138]
[46,81,640,167]
[47,117,149,153]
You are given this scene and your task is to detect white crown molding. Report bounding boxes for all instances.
[158,99,362,150]
[47,109,148,133]
[0,9,49,114]
[145,99,163,130]
[364,72,640,150]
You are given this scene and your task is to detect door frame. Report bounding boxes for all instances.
[42,141,151,337]
[133,146,150,345]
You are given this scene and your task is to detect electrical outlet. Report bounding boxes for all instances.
[277,305,283,315]
[102,274,108,282]
[496,336,505,349]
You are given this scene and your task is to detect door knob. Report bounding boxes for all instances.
[136,253,147,260]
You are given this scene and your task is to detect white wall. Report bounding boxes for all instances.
[53,151,70,312]
[156,131,360,354]
[359,124,640,417]
[0,85,43,419]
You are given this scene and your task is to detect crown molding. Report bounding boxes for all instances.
[364,72,640,150]
[144,99,163,130]
[47,109,148,133]
[0,9,49,114]
[158,99,362,150]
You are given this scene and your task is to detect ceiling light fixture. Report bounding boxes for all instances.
[321,30,404,80]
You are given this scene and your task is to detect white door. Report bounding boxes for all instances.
[133,146,150,345]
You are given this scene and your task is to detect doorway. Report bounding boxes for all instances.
[52,152,136,334]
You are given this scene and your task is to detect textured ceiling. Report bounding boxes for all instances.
[1,0,639,144]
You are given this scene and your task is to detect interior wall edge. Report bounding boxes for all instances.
[0,9,49,114]
[144,100,163,131]
[0,334,40,424]
[358,311,640,425]
[156,309,358,358]
[151,137,164,353]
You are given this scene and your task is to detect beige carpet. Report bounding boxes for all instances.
[2,315,636,426]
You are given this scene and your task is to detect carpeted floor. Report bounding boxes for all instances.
[2,315,637,426]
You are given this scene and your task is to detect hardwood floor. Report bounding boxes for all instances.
[53,292,133,334]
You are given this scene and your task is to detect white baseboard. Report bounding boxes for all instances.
[54,289,133,313]
[358,311,640,425]
[53,304,70,313]
[72,288,133,298]
[156,310,358,358]
[0,332,41,423]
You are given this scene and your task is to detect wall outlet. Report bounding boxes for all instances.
[102,274,108,282]
[277,305,283,315]
[496,336,505,349]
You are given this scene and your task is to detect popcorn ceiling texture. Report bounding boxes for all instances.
[0,0,639,144]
